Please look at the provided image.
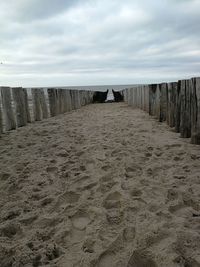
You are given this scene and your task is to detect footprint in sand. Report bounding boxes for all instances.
[46,166,58,173]
[106,209,123,225]
[182,192,200,211]
[0,172,11,181]
[127,250,158,267]
[53,191,80,211]
[168,202,185,214]
[60,191,80,204]
[71,211,90,231]
[97,235,123,267]
[145,152,152,158]
[103,191,122,209]
[98,175,117,193]
[0,222,21,238]
[101,165,111,171]
[125,164,142,178]
[123,226,136,242]
[166,189,179,202]
[98,251,116,267]
[164,144,182,150]
[130,188,142,197]
[70,211,91,243]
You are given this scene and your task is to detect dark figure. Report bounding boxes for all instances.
[93,90,108,103]
[112,89,124,102]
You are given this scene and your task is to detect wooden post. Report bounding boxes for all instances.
[0,87,16,131]
[57,89,63,114]
[167,82,177,127]
[23,89,31,123]
[72,90,81,109]
[0,101,3,134]
[133,87,135,107]
[32,89,42,121]
[145,85,150,113]
[149,84,157,116]
[124,89,127,102]
[12,87,27,127]
[39,89,48,118]
[180,80,192,138]
[60,90,67,113]
[70,90,75,110]
[48,89,57,117]
[79,91,83,106]
[159,83,167,122]
[128,88,132,106]
[62,89,68,113]
[65,90,72,111]
[76,90,81,109]
[174,81,181,132]
[191,77,200,144]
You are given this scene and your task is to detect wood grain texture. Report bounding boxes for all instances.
[191,77,200,144]
[12,87,27,127]
[1,87,16,131]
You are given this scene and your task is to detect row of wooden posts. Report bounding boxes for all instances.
[123,77,200,145]
[0,87,94,135]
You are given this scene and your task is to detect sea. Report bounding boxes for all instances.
[27,84,138,98]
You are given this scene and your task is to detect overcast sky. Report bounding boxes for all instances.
[0,0,200,87]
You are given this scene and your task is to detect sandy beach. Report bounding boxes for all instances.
[0,102,200,267]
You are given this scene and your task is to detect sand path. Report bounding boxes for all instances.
[0,103,200,267]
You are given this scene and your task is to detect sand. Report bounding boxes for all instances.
[0,102,200,267]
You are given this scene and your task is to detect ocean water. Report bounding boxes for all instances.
[28,84,137,91]
[26,84,138,97]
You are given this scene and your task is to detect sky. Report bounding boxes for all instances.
[0,0,200,87]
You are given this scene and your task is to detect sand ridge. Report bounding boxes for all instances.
[0,103,200,266]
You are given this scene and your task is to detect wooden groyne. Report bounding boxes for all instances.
[123,77,200,145]
[0,87,94,135]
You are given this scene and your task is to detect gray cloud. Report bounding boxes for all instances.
[0,0,200,86]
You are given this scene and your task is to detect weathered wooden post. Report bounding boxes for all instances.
[130,88,135,107]
[83,91,87,106]
[57,89,62,114]
[76,90,81,109]
[63,89,69,112]
[127,88,131,106]
[135,87,138,108]
[154,84,161,120]
[70,90,75,110]
[149,84,157,116]
[174,81,181,132]
[159,83,167,122]
[58,89,64,114]
[0,102,3,134]
[32,89,42,121]
[79,91,83,106]
[48,89,57,117]
[39,89,48,118]
[133,87,135,107]
[124,89,128,102]
[145,85,150,113]
[141,86,144,110]
[23,89,31,123]
[12,87,27,127]
[61,90,67,113]
[180,79,192,138]
[65,90,72,111]
[139,85,143,109]
[191,77,200,144]
[138,86,140,108]
[167,82,177,127]
[0,87,16,131]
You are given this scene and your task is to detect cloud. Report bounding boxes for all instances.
[0,0,200,86]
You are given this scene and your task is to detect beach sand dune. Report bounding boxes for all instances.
[0,103,200,267]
